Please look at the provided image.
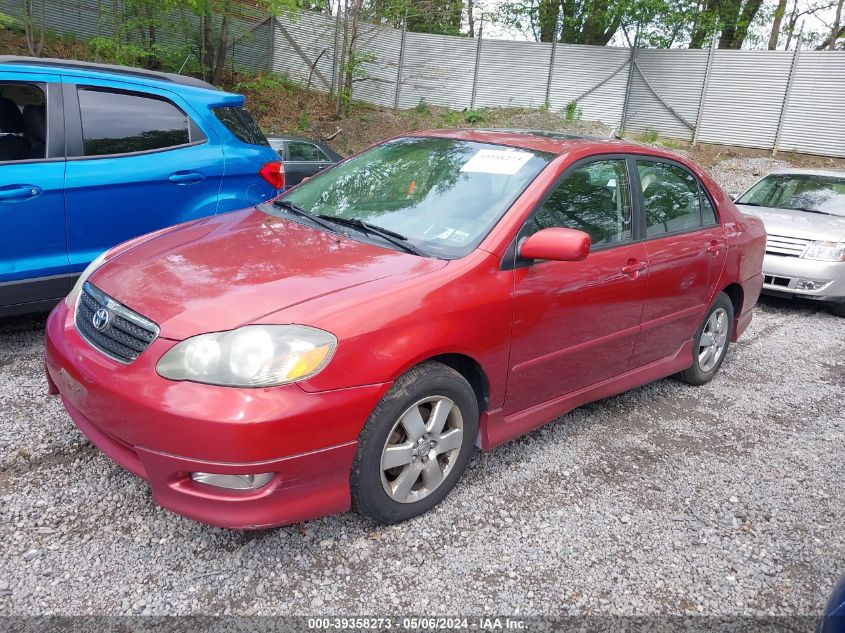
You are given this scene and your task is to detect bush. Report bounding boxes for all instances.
[640,128,659,143]
[464,109,486,124]
[564,100,582,122]
[415,98,430,115]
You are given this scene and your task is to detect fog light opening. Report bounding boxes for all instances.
[190,472,274,490]
[796,279,828,291]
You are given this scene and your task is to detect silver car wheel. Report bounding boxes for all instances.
[698,307,729,372]
[380,396,464,504]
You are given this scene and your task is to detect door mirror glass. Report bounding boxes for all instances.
[519,227,591,262]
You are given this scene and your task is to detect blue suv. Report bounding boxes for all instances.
[0,56,282,317]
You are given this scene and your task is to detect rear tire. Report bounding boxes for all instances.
[351,361,478,524]
[830,302,845,318]
[678,293,734,386]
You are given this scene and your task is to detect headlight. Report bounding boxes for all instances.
[803,241,845,262]
[65,251,108,308]
[156,325,337,387]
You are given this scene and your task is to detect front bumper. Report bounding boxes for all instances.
[761,253,845,303]
[45,301,390,529]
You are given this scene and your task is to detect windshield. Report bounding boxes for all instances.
[271,137,553,258]
[737,174,845,217]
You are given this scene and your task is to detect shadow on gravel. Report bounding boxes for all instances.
[0,312,49,334]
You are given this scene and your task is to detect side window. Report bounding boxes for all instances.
[0,82,47,162]
[637,161,711,236]
[78,88,191,156]
[701,190,718,226]
[534,159,632,247]
[288,141,321,161]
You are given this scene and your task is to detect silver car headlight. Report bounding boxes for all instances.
[156,325,337,387]
[803,241,845,262]
[65,251,108,309]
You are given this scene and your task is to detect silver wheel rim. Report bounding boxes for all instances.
[698,307,729,372]
[380,396,464,504]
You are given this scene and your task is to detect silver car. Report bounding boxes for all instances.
[734,169,845,317]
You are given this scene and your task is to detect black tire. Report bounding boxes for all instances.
[351,361,479,524]
[830,302,845,318]
[678,292,734,386]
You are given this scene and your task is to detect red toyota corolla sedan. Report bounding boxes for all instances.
[44,130,765,529]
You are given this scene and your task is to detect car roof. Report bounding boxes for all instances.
[408,128,672,158]
[0,56,241,103]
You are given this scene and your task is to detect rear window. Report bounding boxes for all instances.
[212,106,269,147]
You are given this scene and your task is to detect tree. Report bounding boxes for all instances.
[767,0,787,48]
[187,0,304,84]
[828,0,844,49]
[20,0,45,57]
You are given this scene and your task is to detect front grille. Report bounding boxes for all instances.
[74,282,159,363]
[765,234,810,257]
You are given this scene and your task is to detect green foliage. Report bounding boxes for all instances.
[298,111,309,131]
[0,12,14,29]
[539,100,551,113]
[415,98,431,115]
[463,109,486,124]
[564,100,582,122]
[640,128,659,143]
[439,109,462,126]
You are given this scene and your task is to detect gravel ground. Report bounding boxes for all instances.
[0,158,843,618]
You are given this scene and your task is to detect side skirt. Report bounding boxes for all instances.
[478,340,694,451]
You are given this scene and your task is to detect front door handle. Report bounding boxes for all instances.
[0,184,41,201]
[168,171,205,185]
[706,240,722,256]
[621,259,647,278]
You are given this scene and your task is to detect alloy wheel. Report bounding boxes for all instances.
[379,396,464,504]
[698,307,729,372]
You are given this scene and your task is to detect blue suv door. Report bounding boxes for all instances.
[61,78,225,273]
[0,74,69,312]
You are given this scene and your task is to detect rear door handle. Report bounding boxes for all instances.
[168,171,205,185]
[706,240,722,255]
[0,184,41,201]
[621,259,647,277]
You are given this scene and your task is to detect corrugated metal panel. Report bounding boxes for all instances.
[697,50,793,150]
[626,49,708,140]
[273,11,337,91]
[230,18,271,73]
[777,51,845,158]
[398,31,476,109]
[549,44,629,126]
[352,22,402,108]
[474,39,551,108]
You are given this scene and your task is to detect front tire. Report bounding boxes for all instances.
[351,362,478,524]
[678,293,734,386]
[830,302,845,318]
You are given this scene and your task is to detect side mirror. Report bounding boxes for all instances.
[519,227,591,262]
[729,192,740,201]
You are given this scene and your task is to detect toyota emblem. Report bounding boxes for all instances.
[92,308,111,331]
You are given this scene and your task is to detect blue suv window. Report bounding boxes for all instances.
[212,105,269,147]
[78,88,195,156]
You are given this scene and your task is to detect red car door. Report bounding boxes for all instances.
[505,157,648,415]
[629,159,728,369]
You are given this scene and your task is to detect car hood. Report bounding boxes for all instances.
[89,208,447,340]
[737,204,845,241]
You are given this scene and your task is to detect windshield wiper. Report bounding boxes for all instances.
[317,215,425,256]
[794,207,831,215]
[274,199,339,233]
[736,201,759,206]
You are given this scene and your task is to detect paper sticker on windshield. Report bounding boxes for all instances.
[460,150,533,175]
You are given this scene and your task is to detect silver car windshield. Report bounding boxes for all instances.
[273,137,553,258]
[737,174,845,217]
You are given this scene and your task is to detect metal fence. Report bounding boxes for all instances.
[3,0,844,158]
